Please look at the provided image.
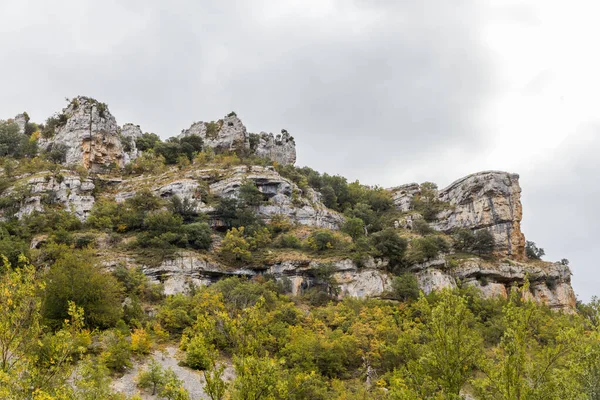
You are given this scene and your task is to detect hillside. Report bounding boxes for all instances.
[1,96,575,309]
[0,97,594,400]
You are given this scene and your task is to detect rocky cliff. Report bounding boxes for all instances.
[0,98,577,311]
[38,97,125,172]
[391,171,526,259]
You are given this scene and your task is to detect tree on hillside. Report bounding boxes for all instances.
[43,247,124,328]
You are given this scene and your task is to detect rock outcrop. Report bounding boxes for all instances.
[111,165,344,230]
[120,123,143,165]
[108,249,575,311]
[436,171,526,259]
[253,131,296,165]
[180,114,297,165]
[390,171,526,259]
[179,114,248,152]
[14,113,27,134]
[410,257,576,312]
[39,97,125,172]
[6,172,96,220]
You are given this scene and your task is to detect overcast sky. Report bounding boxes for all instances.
[1,0,598,300]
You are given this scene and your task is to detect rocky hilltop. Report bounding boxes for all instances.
[0,97,575,311]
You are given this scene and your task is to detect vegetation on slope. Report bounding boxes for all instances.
[0,112,582,399]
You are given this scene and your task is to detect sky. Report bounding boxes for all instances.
[1,0,598,300]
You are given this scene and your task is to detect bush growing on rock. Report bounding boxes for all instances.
[526,240,545,260]
[411,182,449,222]
[406,236,445,264]
[101,330,132,372]
[342,217,365,240]
[275,233,302,249]
[183,222,212,250]
[412,218,434,235]
[370,228,408,267]
[220,227,252,263]
[137,359,166,395]
[453,228,495,255]
[453,228,476,252]
[238,180,263,206]
[135,132,161,151]
[391,273,421,301]
[268,214,294,233]
[307,229,339,251]
[473,229,495,255]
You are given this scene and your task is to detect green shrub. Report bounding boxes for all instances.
[307,230,338,251]
[205,121,220,139]
[453,228,476,252]
[342,217,365,240]
[135,132,161,151]
[183,222,212,250]
[526,240,545,260]
[185,335,213,370]
[473,229,495,255]
[101,330,132,373]
[276,234,302,249]
[156,294,195,334]
[412,219,434,235]
[391,273,420,301]
[137,359,165,395]
[406,236,441,264]
[0,120,36,158]
[370,228,407,266]
[220,227,251,263]
[411,182,449,221]
[238,180,263,206]
[43,247,124,329]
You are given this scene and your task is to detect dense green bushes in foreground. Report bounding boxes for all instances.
[1,250,600,399]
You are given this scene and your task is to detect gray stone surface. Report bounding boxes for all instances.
[38,96,124,171]
[390,171,526,259]
[253,131,296,165]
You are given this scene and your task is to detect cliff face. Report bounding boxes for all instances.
[409,257,576,312]
[387,170,574,310]
[39,97,125,172]
[435,171,526,259]
[391,171,526,259]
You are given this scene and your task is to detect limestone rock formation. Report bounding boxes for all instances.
[180,114,248,152]
[13,113,27,134]
[409,257,576,312]
[108,248,575,311]
[436,171,526,259]
[390,183,420,212]
[39,97,125,172]
[390,171,526,259]
[8,172,95,220]
[207,165,343,229]
[180,114,297,165]
[253,131,296,165]
[120,123,143,165]
[112,165,343,230]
